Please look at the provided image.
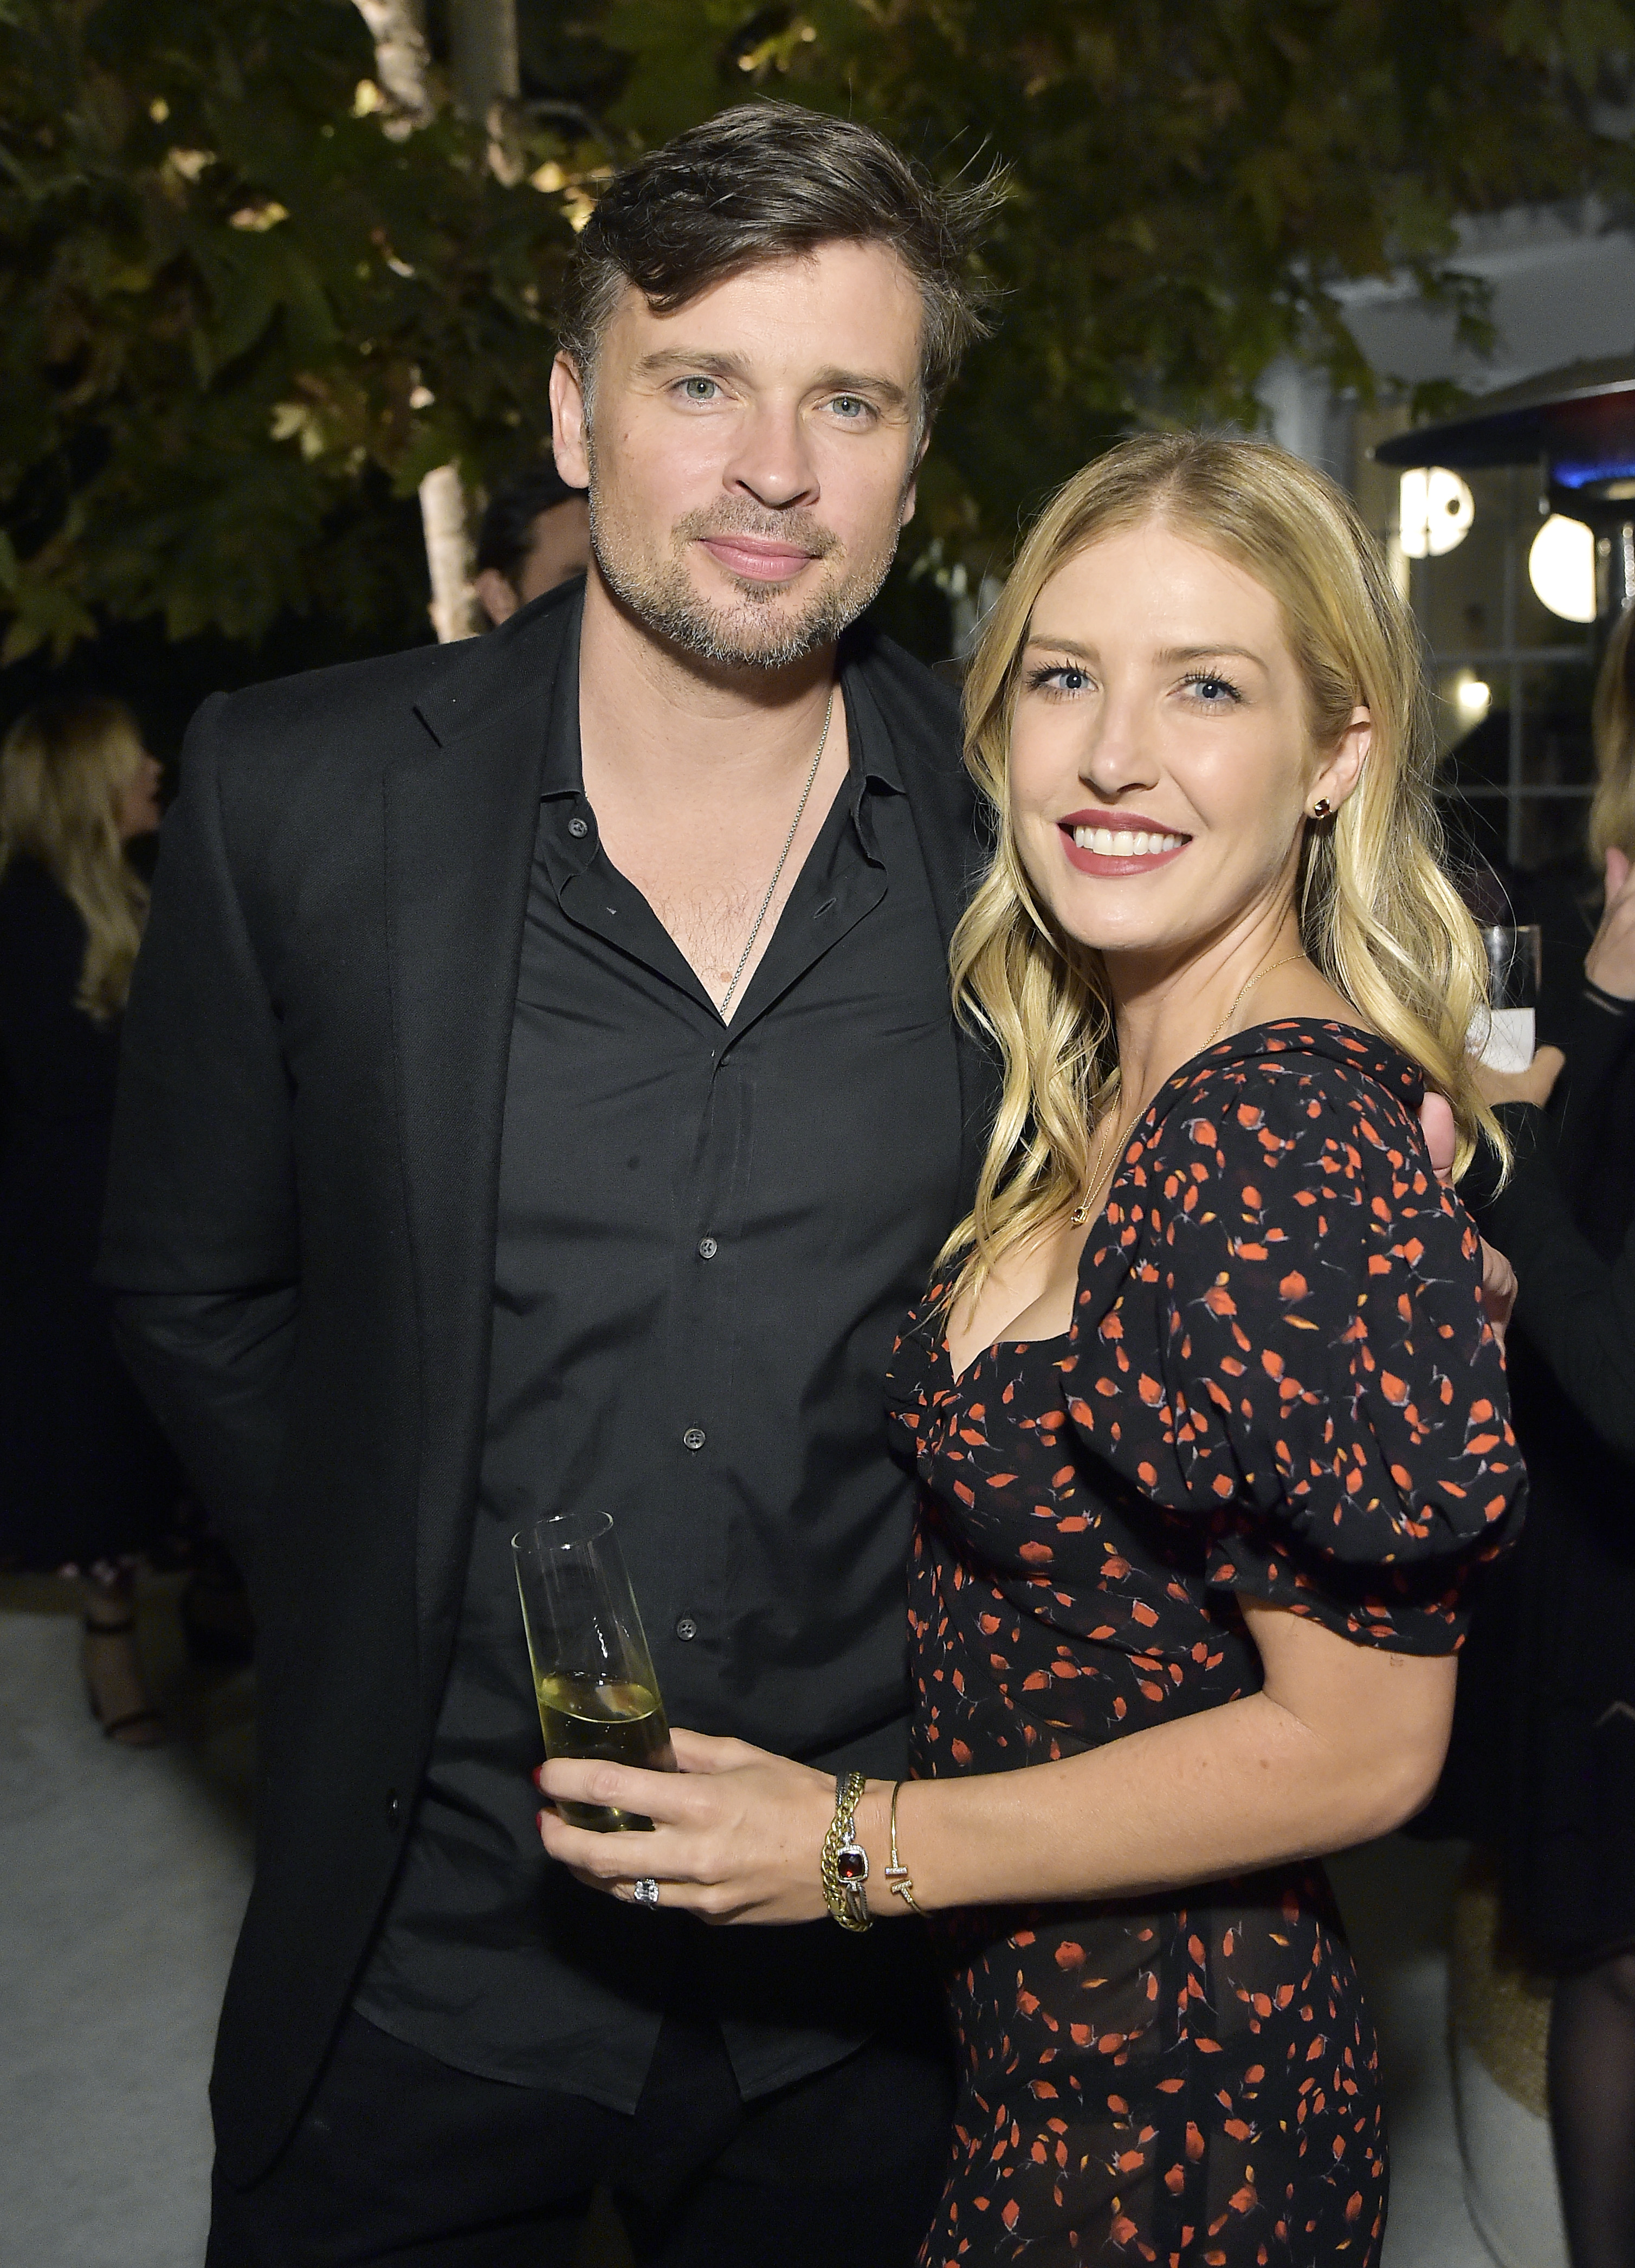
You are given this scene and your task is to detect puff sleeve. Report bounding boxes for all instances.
[1136,1057,1524,1650]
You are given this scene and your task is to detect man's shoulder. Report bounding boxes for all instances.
[202,642,457,762]
[195,582,577,791]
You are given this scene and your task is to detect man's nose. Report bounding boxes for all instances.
[721,403,820,512]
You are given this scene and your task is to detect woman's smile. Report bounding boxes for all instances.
[1057,806,1191,877]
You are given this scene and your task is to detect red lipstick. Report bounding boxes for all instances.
[1057,808,1191,879]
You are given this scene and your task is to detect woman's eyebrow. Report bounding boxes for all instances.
[1151,643,1264,668]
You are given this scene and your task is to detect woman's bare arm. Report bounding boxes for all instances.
[536,1605,1456,1923]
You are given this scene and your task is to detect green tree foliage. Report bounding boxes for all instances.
[0,0,582,660]
[4,0,1634,661]
[603,0,1635,573]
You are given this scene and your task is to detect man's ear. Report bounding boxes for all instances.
[549,353,591,492]
[899,423,932,530]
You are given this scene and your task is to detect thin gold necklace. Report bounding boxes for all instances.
[1068,951,1309,1229]
[1069,1112,1123,1229]
[1201,951,1309,1050]
[717,687,836,1020]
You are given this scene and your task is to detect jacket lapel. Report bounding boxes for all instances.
[383,596,574,1701]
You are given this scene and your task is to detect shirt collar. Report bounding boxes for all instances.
[539,599,909,809]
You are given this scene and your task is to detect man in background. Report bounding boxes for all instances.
[472,460,592,624]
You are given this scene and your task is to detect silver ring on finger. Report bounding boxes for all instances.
[632,1876,661,1909]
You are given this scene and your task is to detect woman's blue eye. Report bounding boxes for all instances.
[1186,673,1239,703]
[1027,664,1089,694]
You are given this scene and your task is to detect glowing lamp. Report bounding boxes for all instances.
[1454,676,1491,721]
[1528,514,1596,623]
[1399,467,1474,558]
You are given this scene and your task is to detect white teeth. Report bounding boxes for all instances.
[1070,825,1186,856]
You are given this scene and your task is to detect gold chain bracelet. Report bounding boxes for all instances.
[883,1779,921,1913]
[819,1771,871,1930]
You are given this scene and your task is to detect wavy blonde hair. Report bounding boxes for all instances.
[0,697,150,1022]
[1590,601,1635,865]
[942,430,1502,1296]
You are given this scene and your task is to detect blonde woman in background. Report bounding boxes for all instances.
[1468,603,1635,2268]
[0,696,175,1744]
[537,435,1526,2265]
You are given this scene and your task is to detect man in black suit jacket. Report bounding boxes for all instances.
[102,105,1004,2267]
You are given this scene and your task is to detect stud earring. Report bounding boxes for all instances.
[1310,796,1332,819]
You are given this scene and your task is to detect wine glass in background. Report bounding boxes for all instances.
[1475,925,1544,1074]
[513,1510,676,1833]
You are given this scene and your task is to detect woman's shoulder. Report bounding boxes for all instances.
[1137,1018,1428,1183]
[1097,1017,1458,1282]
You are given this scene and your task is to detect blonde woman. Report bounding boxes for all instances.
[537,436,1526,2263]
[0,696,173,1744]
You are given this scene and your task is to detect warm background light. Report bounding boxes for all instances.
[1399,466,1475,557]
[1454,675,1492,721]
[1528,513,1597,622]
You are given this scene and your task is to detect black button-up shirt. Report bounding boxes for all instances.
[356,617,965,2108]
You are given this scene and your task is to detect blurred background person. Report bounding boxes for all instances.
[1469,604,1635,2268]
[0,695,179,1744]
[471,458,591,627]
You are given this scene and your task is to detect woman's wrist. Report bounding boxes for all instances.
[861,1775,951,1914]
[832,1779,936,1920]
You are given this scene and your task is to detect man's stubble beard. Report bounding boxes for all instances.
[585,440,905,673]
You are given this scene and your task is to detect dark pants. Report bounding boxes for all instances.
[206,2007,954,2267]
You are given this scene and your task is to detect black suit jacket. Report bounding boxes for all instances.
[100,583,996,2185]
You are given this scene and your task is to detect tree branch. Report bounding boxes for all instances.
[350,0,434,131]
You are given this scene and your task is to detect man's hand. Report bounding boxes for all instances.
[1474,1044,1566,1111]
[1419,1089,1516,1346]
[1587,845,1635,1000]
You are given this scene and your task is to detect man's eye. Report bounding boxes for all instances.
[829,396,870,419]
[681,377,719,402]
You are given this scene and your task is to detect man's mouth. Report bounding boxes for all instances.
[1057,810,1192,875]
[697,535,819,585]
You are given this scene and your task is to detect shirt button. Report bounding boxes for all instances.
[675,1616,698,1642]
[682,1426,707,1452]
[567,816,589,839]
[697,1236,718,1260]
[385,1788,401,1830]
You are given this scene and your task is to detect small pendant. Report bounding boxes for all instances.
[1070,1201,1090,1228]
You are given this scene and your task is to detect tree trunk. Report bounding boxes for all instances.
[418,464,478,647]
[349,0,433,131]
[449,0,519,125]
[350,0,486,642]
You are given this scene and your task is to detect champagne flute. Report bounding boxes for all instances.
[513,1510,676,1833]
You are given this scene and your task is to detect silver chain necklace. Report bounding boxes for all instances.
[717,687,836,1020]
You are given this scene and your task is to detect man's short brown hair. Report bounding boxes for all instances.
[559,102,1003,418]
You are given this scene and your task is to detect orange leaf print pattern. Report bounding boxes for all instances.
[886,1022,1522,2266]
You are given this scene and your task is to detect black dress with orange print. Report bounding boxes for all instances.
[886,1020,1524,2268]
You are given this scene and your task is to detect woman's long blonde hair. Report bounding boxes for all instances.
[0,697,150,1022]
[1590,600,1635,865]
[942,430,1502,1297]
